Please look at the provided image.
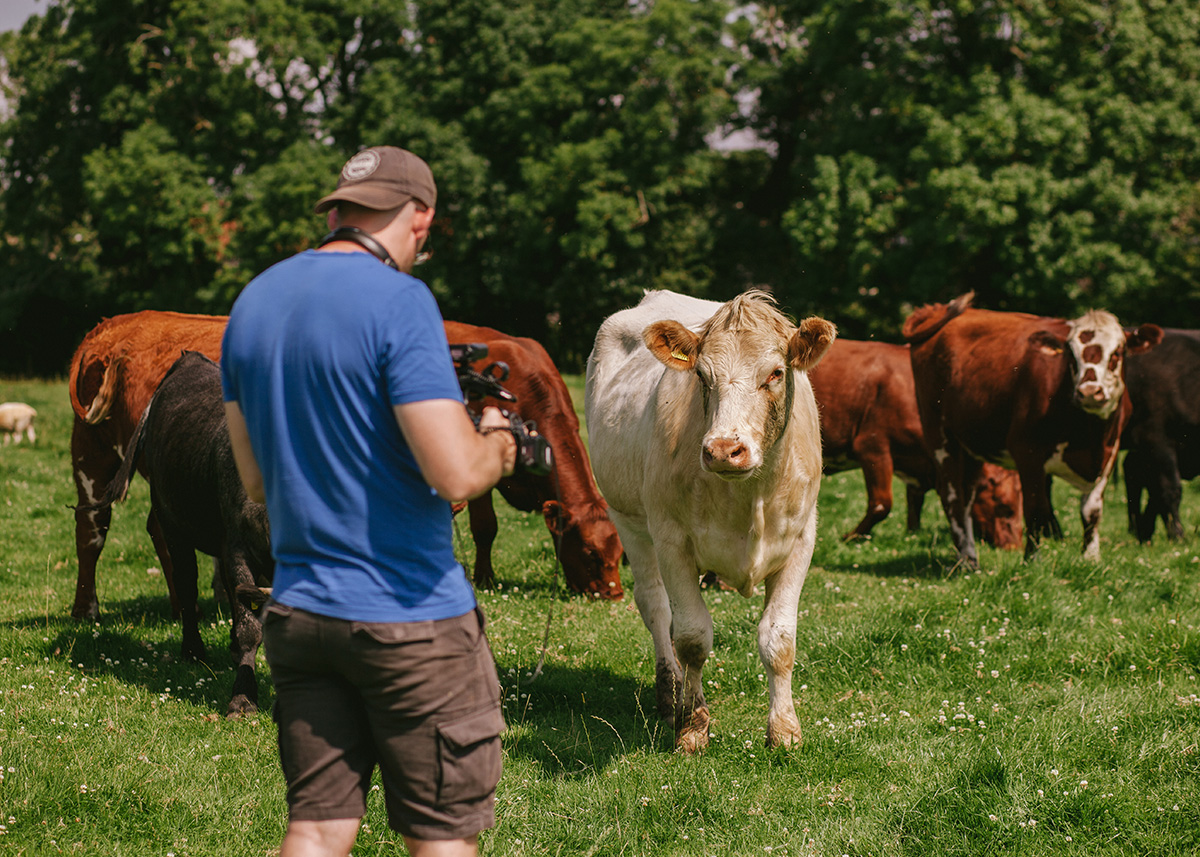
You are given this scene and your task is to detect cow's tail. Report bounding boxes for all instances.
[69,350,126,425]
[84,401,152,511]
[901,291,975,346]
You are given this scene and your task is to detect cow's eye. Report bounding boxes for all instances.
[764,366,785,386]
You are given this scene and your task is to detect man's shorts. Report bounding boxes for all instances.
[261,602,506,841]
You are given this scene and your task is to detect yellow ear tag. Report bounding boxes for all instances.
[670,349,689,362]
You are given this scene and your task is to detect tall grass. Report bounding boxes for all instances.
[0,376,1198,856]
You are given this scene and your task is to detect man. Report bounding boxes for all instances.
[221,146,516,857]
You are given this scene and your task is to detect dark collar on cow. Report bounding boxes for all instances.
[318,226,399,271]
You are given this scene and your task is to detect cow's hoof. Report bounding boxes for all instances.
[225,696,258,719]
[766,713,802,749]
[71,601,99,622]
[675,708,711,754]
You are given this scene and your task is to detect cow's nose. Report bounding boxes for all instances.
[704,438,750,469]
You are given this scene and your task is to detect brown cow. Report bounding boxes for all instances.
[445,321,624,600]
[69,311,622,618]
[809,338,1023,548]
[69,311,226,620]
[902,292,1162,567]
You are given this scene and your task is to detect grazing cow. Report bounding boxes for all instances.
[1122,328,1200,542]
[90,352,271,717]
[68,311,226,620]
[809,338,1023,548]
[585,289,835,752]
[445,321,624,600]
[902,292,1162,567]
[0,402,37,444]
[70,310,621,612]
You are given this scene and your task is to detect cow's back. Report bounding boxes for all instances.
[585,291,718,517]
[810,339,925,471]
[70,311,228,437]
[1125,328,1200,480]
[142,353,241,555]
[444,320,584,498]
[909,307,1070,451]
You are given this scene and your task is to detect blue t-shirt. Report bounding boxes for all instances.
[220,250,476,622]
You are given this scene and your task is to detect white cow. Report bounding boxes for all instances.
[585,289,835,752]
[0,402,37,445]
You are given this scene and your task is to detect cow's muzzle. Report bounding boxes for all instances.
[702,437,755,477]
[1074,386,1116,417]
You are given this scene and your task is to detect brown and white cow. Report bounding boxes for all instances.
[585,289,835,752]
[444,321,624,600]
[902,292,1162,567]
[68,311,226,620]
[809,338,1023,548]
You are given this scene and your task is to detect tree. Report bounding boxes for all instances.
[0,0,740,374]
[729,0,1200,339]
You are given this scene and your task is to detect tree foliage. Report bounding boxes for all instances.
[732,0,1200,338]
[2,0,1199,374]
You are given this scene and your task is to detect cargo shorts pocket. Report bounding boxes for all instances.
[435,706,506,807]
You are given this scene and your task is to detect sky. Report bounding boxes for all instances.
[1,0,46,33]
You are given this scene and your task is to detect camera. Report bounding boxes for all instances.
[449,343,554,477]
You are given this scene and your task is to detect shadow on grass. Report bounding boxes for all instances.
[19,592,271,718]
[24,589,668,768]
[498,661,674,774]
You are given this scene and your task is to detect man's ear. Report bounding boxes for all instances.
[413,205,436,236]
[327,209,339,231]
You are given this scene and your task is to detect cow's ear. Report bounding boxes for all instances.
[1028,330,1064,355]
[643,321,699,371]
[542,500,566,536]
[1125,323,1163,354]
[788,317,837,371]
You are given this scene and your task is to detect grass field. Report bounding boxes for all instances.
[1,376,1199,856]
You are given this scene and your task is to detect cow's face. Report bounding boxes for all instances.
[1058,311,1161,419]
[643,294,835,479]
[543,500,625,599]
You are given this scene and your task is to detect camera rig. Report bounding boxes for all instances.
[449,343,554,477]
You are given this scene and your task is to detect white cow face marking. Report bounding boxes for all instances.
[1066,311,1126,419]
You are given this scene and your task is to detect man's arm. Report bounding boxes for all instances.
[224,401,266,504]
[395,399,517,503]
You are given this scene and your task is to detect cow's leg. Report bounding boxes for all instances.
[1016,459,1056,559]
[1078,475,1111,561]
[845,450,894,540]
[221,551,261,717]
[1042,474,1064,540]
[905,483,925,532]
[146,509,184,618]
[1144,446,1184,541]
[931,437,982,569]
[758,515,815,749]
[655,536,713,754]
[163,531,205,663]
[71,427,119,620]
[466,492,499,589]
[611,510,682,727]
[1124,450,1151,540]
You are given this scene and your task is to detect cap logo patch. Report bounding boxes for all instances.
[343,150,382,182]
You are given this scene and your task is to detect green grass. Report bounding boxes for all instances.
[1,376,1199,856]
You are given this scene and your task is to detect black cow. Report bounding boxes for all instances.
[1123,328,1200,542]
[90,351,272,717]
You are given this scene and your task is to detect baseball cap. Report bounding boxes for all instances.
[314,146,438,214]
